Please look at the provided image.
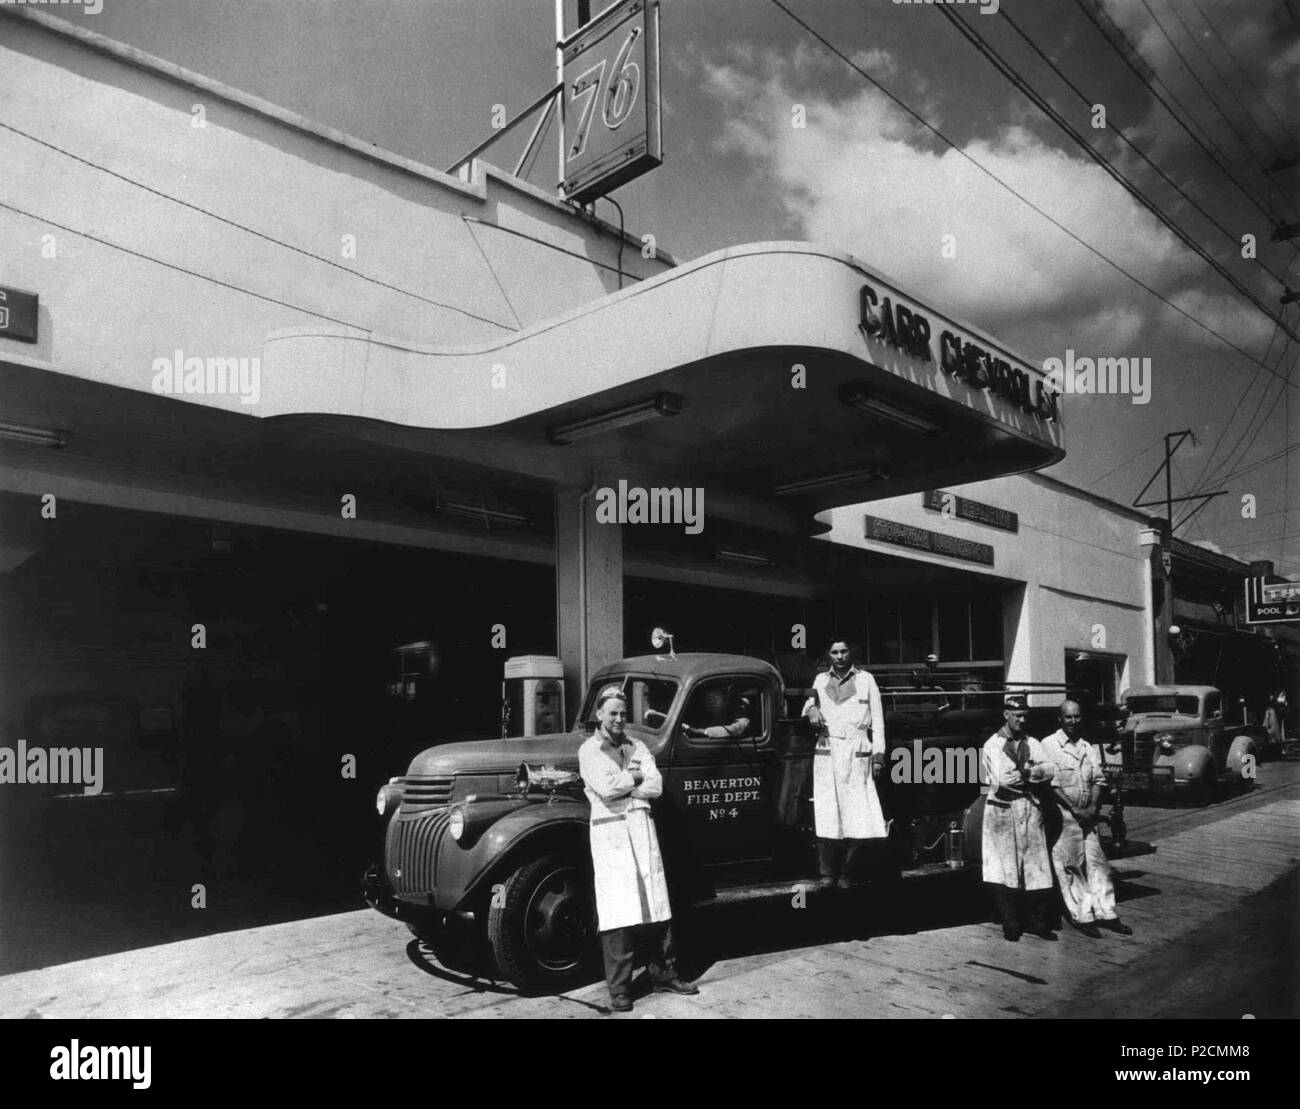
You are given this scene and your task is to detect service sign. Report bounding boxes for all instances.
[1243,576,1300,625]
[561,0,661,204]
[0,285,39,344]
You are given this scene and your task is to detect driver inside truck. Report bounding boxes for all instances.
[683,685,756,739]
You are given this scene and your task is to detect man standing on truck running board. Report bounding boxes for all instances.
[981,693,1057,942]
[579,685,699,1013]
[802,638,888,890]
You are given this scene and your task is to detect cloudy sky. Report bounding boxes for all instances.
[64,0,1300,574]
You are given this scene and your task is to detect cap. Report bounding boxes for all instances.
[1003,692,1028,710]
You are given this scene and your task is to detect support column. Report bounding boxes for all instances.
[555,486,623,724]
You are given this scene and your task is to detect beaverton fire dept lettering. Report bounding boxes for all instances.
[681,776,763,805]
[858,283,1060,422]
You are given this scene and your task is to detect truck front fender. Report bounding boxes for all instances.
[1164,744,1211,784]
[1226,734,1258,785]
[434,799,590,912]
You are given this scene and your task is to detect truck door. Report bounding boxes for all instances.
[660,676,778,880]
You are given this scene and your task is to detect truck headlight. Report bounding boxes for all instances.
[1156,733,1175,754]
[448,805,466,842]
[375,778,404,817]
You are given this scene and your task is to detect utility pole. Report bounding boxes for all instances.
[1132,431,1230,683]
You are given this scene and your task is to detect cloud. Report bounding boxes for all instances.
[696,47,1204,335]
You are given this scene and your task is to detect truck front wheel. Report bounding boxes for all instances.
[487,853,599,993]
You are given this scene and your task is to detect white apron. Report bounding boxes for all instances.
[1040,729,1117,921]
[981,731,1054,890]
[803,668,887,840]
[579,733,672,932]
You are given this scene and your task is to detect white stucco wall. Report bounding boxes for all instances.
[818,472,1154,695]
[0,10,671,413]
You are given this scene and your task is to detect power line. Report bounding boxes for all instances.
[1090,437,1164,487]
[1153,0,1285,166]
[1137,0,1296,215]
[935,6,1300,347]
[1071,0,1287,228]
[0,119,516,333]
[995,9,1290,289]
[1188,0,1294,147]
[0,200,371,330]
[1198,338,1295,493]
[1186,322,1282,494]
[766,0,1300,393]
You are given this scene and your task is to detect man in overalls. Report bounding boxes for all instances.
[579,686,698,1012]
[802,639,888,889]
[981,693,1056,941]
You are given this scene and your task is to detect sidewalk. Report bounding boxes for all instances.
[2,796,1296,1019]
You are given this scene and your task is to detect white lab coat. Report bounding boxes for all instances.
[1040,729,1117,922]
[578,731,672,932]
[802,667,887,840]
[981,730,1054,890]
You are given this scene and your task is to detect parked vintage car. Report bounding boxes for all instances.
[362,650,1086,991]
[1098,685,1260,803]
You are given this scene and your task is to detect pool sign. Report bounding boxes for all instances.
[0,285,38,344]
[1243,576,1300,625]
[561,0,661,204]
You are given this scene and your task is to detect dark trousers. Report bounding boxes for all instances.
[818,838,866,881]
[600,921,678,1000]
[990,884,1054,936]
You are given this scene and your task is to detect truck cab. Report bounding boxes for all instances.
[1099,684,1259,799]
[363,651,1039,992]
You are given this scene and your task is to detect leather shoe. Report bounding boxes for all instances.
[609,996,633,1013]
[1069,919,1102,938]
[1102,918,1134,935]
[653,978,700,996]
[1002,926,1021,942]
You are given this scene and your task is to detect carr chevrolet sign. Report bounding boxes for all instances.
[561,0,662,204]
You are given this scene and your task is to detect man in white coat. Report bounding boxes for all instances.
[981,693,1056,941]
[1040,701,1132,937]
[802,639,888,889]
[579,686,698,1012]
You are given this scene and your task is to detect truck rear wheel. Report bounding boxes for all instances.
[487,852,598,993]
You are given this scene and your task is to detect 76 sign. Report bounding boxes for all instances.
[561,0,662,205]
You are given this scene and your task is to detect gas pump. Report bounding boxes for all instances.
[501,656,565,738]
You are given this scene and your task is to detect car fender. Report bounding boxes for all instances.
[1226,734,1258,783]
[1165,744,1211,784]
[961,794,986,868]
[434,798,590,912]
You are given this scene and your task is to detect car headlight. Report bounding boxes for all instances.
[448,805,466,842]
[1156,733,1175,753]
[375,777,403,817]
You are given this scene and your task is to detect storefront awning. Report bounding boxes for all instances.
[258,242,1065,512]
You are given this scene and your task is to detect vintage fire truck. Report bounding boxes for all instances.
[362,647,1084,992]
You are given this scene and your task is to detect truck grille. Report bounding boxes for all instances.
[1131,734,1154,768]
[399,775,454,813]
[388,810,452,896]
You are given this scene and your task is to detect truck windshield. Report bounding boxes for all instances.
[1126,695,1199,715]
[578,677,678,734]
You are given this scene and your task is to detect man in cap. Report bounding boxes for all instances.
[578,685,698,1013]
[981,693,1057,941]
[802,638,888,889]
[1040,701,1132,937]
